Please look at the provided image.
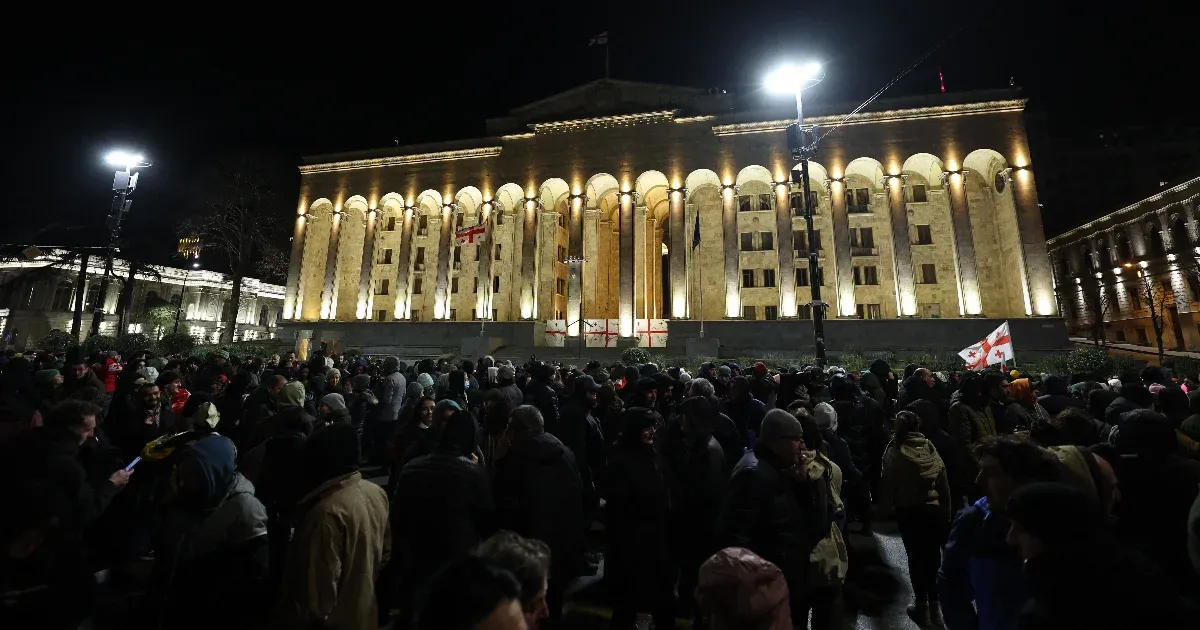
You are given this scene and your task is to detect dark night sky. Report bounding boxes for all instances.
[2,0,1192,271]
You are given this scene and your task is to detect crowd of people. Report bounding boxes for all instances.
[1,345,1198,629]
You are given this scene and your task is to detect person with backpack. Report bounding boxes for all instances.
[879,410,953,627]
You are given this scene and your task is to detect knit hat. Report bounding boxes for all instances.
[352,373,372,391]
[814,402,838,432]
[34,368,60,387]
[717,365,732,379]
[417,372,435,391]
[321,393,346,411]
[759,409,803,442]
[695,548,791,630]
[497,365,515,381]
[406,382,424,399]
[752,362,768,378]
[279,381,305,407]
[191,401,221,429]
[215,350,230,360]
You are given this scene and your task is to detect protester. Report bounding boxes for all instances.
[276,423,390,630]
[695,547,792,630]
[477,531,552,630]
[413,556,526,630]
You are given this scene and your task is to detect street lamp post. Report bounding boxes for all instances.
[767,63,827,365]
[90,151,150,337]
[173,259,201,334]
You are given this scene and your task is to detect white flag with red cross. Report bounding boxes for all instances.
[455,224,486,246]
[584,319,621,348]
[636,319,669,348]
[544,320,566,347]
[959,321,1015,370]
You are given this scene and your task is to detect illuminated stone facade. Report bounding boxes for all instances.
[1047,176,1200,350]
[283,81,1056,347]
[0,253,284,349]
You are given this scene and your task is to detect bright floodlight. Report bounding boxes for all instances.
[192,262,200,268]
[105,151,145,168]
[765,62,823,93]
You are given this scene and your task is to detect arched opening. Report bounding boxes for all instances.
[1170,215,1190,251]
[1114,232,1131,265]
[1146,222,1166,257]
[1080,244,1096,274]
[51,280,74,312]
[258,304,270,326]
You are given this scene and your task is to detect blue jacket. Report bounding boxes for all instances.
[937,497,1030,630]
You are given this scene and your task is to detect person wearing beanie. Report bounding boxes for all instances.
[277,423,389,630]
[812,401,860,491]
[1005,482,1183,630]
[378,355,407,432]
[749,362,776,409]
[718,409,826,619]
[714,365,733,399]
[345,373,381,462]
[416,372,436,398]
[318,393,351,429]
[33,368,63,411]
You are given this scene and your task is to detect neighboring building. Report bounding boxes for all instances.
[0,251,284,350]
[1047,175,1200,350]
[283,80,1058,352]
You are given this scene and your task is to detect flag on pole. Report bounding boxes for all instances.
[455,224,486,246]
[958,321,1015,370]
[588,31,608,46]
[691,212,701,250]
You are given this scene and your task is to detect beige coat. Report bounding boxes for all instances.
[275,472,391,630]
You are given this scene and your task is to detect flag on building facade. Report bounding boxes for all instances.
[588,31,608,46]
[692,212,701,250]
[958,321,1015,370]
[455,224,486,246]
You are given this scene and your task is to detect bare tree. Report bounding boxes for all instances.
[178,152,290,344]
[1135,270,1177,364]
[1058,278,1115,346]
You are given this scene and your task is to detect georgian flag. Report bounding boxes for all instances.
[455,224,486,246]
[959,321,1015,370]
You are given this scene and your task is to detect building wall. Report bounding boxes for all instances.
[1048,176,1200,351]
[0,255,284,350]
[284,85,1055,346]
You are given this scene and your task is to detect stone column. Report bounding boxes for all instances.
[945,171,983,315]
[392,207,416,320]
[319,212,342,320]
[829,179,855,317]
[668,187,687,318]
[537,211,559,321]
[634,205,648,321]
[283,214,307,320]
[774,181,798,317]
[1157,210,1174,251]
[476,201,496,321]
[519,198,539,319]
[583,208,600,319]
[886,176,917,316]
[433,204,455,320]
[295,329,313,361]
[1009,168,1058,315]
[566,194,585,335]
[356,208,378,319]
[721,185,739,318]
[618,191,637,336]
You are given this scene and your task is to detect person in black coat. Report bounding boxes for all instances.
[1036,374,1084,417]
[718,409,829,620]
[1006,482,1184,630]
[670,396,728,620]
[1104,383,1151,426]
[553,375,607,527]
[524,361,561,435]
[391,406,494,600]
[493,404,585,624]
[1,400,132,626]
[605,407,675,629]
[108,380,182,462]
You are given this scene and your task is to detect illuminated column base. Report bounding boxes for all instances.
[721,185,740,318]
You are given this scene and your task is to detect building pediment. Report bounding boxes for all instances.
[486,79,732,135]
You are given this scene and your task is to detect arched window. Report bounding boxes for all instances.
[1146,223,1165,257]
[1098,241,1114,269]
[1080,245,1096,274]
[259,304,269,326]
[1170,215,1190,250]
[1114,233,1131,266]
[275,307,283,326]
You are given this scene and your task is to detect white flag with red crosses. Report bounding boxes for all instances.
[959,321,1014,370]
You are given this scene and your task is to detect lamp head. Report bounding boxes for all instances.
[765,62,824,93]
[105,151,147,168]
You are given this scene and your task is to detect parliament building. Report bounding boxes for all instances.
[280,80,1061,356]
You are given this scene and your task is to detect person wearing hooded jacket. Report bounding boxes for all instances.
[1036,374,1083,416]
[1005,482,1184,630]
[879,410,953,627]
[376,356,407,423]
[669,396,728,620]
[1104,382,1151,426]
[492,404,585,625]
[147,434,269,629]
[271,381,316,439]
[555,375,607,524]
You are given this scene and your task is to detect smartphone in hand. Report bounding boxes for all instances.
[124,457,142,472]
